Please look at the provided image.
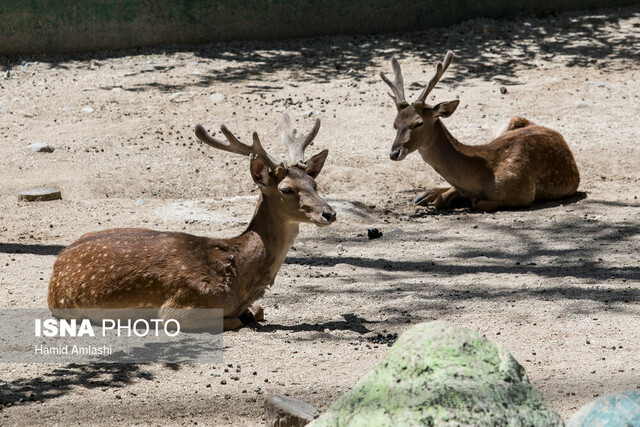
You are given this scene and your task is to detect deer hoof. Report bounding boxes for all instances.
[247,304,265,322]
[239,304,265,324]
[414,190,441,206]
[414,195,428,205]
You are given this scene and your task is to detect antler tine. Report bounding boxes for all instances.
[417,51,454,104]
[194,123,280,171]
[379,58,407,107]
[276,112,321,167]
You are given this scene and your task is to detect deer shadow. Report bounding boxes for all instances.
[408,191,589,217]
[249,313,373,335]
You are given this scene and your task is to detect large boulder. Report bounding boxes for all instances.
[312,321,562,426]
[567,390,640,427]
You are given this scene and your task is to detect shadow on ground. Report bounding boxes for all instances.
[2,7,638,92]
[251,313,373,334]
[0,364,154,409]
[0,243,66,256]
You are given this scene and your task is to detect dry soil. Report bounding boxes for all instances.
[1,6,639,426]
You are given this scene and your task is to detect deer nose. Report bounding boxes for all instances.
[390,150,400,161]
[322,209,336,222]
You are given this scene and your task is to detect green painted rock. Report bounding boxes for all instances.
[567,391,640,427]
[312,321,563,427]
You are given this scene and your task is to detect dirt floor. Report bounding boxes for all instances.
[1,5,639,425]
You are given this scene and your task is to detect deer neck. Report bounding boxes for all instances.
[244,194,299,280]
[417,119,492,191]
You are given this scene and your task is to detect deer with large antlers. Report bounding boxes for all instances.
[380,51,580,211]
[48,113,336,330]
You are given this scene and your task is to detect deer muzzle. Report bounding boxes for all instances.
[390,147,408,161]
[300,192,336,226]
[321,208,337,223]
[317,202,337,226]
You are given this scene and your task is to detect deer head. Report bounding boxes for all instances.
[380,51,459,161]
[194,113,336,226]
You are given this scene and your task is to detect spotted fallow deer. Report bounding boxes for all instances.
[380,51,580,212]
[48,113,336,330]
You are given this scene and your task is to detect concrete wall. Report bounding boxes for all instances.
[1,0,639,54]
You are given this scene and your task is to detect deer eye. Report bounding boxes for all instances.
[280,187,293,194]
[413,122,424,129]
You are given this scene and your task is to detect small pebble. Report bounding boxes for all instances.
[367,228,383,240]
[211,93,225,103]
[28,143,54,153]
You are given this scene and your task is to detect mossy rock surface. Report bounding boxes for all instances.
[312,321,563,427]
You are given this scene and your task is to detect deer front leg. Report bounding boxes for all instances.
[434,187,462,209]
[223,318,244,331]
[414,187,452,206]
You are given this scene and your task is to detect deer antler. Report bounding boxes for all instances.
[416,51,454,104]
[194,124,280,171]
[276,112,321,168]
[380,58,407,108]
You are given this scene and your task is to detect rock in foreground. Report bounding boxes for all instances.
[567,390,640,427]
[18,188,62,202]
[265,394,319,427]
[312,321,562,426]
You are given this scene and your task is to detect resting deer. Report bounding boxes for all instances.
[380,51,580,212]
[48,113,336,330]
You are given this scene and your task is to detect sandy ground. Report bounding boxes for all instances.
[1,6,639,425]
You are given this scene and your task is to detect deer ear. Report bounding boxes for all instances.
[433,100,459,118]
[305,149,329,179]
[249,156,272,187]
